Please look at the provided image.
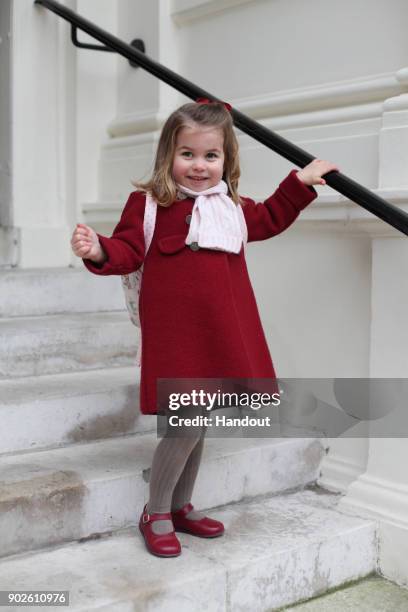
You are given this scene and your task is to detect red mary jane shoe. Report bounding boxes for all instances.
[139,504,181,557]
[171,503,225,538]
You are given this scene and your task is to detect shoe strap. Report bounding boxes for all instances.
[172,502,194,517]
[142,505,173,524]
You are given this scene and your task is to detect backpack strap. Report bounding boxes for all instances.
[237,204,248,247]
[144,192,157,251]
[134,193,157,365]
[121,193,157,367]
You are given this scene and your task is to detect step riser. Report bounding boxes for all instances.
[227,526,376,611]
[0,317,138,378]
[80,579,227,612]
[0,269,125,317]
[0,439,324,558]
[0,386,156,454]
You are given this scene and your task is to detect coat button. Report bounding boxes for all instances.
[185,214,192,225]
[189,241,200,251]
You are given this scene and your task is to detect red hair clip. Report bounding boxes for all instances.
[196,97,232,113]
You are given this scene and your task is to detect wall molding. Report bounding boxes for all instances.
[339,472,408,531]
[235,70,407,121]
[298,188,408,238]
[0,227,19,268]
[106,69,408,138]
[170,0,259,25]
[107,111,162,139]
[318,453,368,494]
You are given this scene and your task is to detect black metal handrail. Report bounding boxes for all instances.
[34,0,408,236]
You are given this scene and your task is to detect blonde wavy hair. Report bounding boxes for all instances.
[134,102,241,207]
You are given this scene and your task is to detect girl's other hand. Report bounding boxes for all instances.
[296,159,340,186]
[71,223,106,263]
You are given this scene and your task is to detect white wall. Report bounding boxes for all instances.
[76,0,118,208]
[0,0,118,267]
[9,0,75,266]
[174,0,408,96]
[247,228,371,378]
[0,0,12,230]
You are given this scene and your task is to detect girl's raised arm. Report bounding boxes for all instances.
[241,169,318,242]
[82,191,146,276]
[242,160,339,242]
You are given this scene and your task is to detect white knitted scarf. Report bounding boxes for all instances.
[178,180,247,253]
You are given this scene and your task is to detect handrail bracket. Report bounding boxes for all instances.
[71,26,145,68]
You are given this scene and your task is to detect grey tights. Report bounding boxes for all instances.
[146,426,206,535]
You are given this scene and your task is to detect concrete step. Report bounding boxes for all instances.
[0,367,157,455]
[283,573,408,611]
[0,267,125,317]
[0,312,138,379]
[0,488,377,611]
[0,434,325,558]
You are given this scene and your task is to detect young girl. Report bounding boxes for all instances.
[71,100,339,558]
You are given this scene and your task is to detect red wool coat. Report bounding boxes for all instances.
[83,170,317,414]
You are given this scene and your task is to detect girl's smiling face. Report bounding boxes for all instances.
[172,124,225,192]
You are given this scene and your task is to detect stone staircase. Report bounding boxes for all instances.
[0,268,379,611]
